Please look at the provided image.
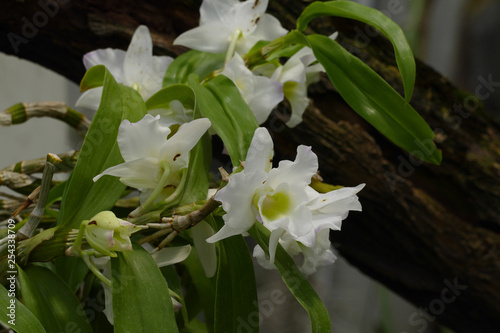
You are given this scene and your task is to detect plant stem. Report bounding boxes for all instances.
[225,29,242,65]
[17,153,62,240]
[129,162,171,218]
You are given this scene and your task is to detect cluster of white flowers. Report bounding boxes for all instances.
[78,0,363,277]
[174,0,332,128]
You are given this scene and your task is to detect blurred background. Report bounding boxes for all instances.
[1,0,498,332]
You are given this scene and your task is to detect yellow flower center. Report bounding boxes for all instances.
[257,191,291,221]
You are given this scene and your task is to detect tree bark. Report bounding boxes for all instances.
[2,1,500,331]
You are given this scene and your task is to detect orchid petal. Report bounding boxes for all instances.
[231,0,267,35]
[284,81,310,128]
[307,184,365,211]
[117,114,171,162]
[310,214,343,232]
[124,25,153,86]
[253,245,275,270]
[223,54,283,123]
[244,128,274,173]
[208,171,266,242]
[267,145,318,188]
[152,56,174,80]
[192,221,217,277]
[83,48,127,81]
[206,223,246,243]
[75,87,104,111]
[268,227,285,264]
[151,244,192,267]
[159,118,211,163]
[239,13,288,53]
[174,23,234,53]
[284,205,314,245]
[199,0,240,26]
[93,157,160,189]
[244,76,283,123]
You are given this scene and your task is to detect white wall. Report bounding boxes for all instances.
[0,53,80,169]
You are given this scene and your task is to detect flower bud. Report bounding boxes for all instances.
[84,211,140,257]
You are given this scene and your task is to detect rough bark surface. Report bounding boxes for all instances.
[1,1,500,332]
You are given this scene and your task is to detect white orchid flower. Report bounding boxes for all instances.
[207,127,319,262]
[94,114,211,210]
[270,33,338,128]
[77,25,173,111]
[173,0,287,55]
[222,53,283,123]
[253,183,364,274]
[208,127,364,264]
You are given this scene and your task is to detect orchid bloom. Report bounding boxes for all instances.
[94,114,211,208]
[222,53,283,124]
[207,127,364,264]
[253,183,364,274]
[270,33,338,127]
[76,25,173,111]
[173,0,287,55]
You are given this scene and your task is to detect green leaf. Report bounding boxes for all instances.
[210,216,258,333]
[0,283,45,333]
[307,34,441,164]
[146,84,196,111]
[161,265,210,333]
[182,249,215,332]
[53,256,89,293]
[203,75,259,160]
[58,65,147,230]
[178,133,211,205]
[188,74,258,166]
[80,64,106,92]
[17,265,93,332]
[297,0,415,102]
[248,223,331,333]
[164,50,225,86]
[111,243,178,333]
[161,265,189,327]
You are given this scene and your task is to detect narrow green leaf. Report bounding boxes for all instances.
[178,133,211,205]
[0,283,45,333]
[161,265,189,327]
[53,256,89,293]
[308,34,441,164]
[210,216,258,333]
[297,0,416,101]
[188,75,241,166]
[58,66,146,230]
[162,265,211,333]
[182,250,215,332]
[18,265,93,332]
[248,223,331,333]
[145,84,196,111]
[111,243,178,333]
[164,50,225,86]
[203,75,259,161]
[188,74,258,166]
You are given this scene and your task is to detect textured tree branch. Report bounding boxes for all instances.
[1,1,499,331]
